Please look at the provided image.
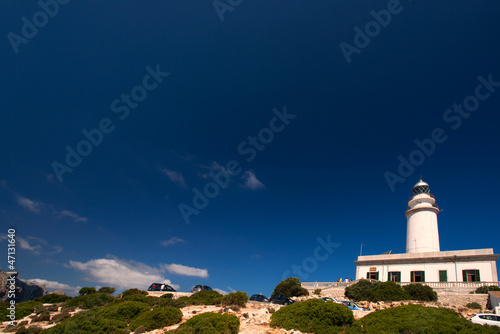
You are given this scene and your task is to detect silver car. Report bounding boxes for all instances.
[470,313,500,327]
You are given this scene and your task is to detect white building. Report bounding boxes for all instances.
[355,179,498,284]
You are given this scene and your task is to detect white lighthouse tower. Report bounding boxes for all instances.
[405,178,440,253]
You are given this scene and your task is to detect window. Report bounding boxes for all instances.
[388,272,401,282]
[462,270,481,282]
[411,271,425,282]
[439,270,447,282]
[366,272,379,280]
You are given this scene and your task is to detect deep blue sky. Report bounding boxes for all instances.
[1,0,499,296]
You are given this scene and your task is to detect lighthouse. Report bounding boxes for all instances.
[405,178,440,253]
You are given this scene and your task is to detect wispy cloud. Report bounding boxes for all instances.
[25,278,81,296]
[18,237,43,254]
[16,195,43,213]
[160,168,186,186]
[160,237,185,247]
[12,236,63,255]
[241,171,265,190]
[59,210,88,222]
[213,288,228,295]
[161,263,209,278]
[69,257,179,290]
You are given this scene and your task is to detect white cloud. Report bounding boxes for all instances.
[241,171,265,190]
[160,168,186,186]
[25,278,81,296]
[59,210,88,222]
[18,237,42,254]
[160,237,185,247]
[69,257,179,290]
[161,263,209,278]
[213,288,228,295]
[16,195,43,213]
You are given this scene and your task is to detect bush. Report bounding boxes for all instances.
[359,304,499,333]
[98,287,117,295]
[220,291,248,307]
[41,309,129,334]
[345,280,410,302]
[174,312,239,334]
[63,293,115,309]
[35,294,72,304]
[31,311,51,322]
[188,290,223,305]
[122,288,147,297]
[474,285,500,294]
[403,283,438,302]
[270,299,355,334]
[12,301,43,321]
[314,288,322,295]
[17,326,43,334]
[129,307,183,331]
[97,301,149,323]
[50,312,71,323]
[35,305,58,314]
[466,302,482,309]
[78,287,97,296]
[272,277,309,298]
[134,325,147,333]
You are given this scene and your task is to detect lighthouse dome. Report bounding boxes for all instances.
[412,179,430,195]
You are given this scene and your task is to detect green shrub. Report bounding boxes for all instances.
[17,326,43,334]
[63,293,115,309]
[360,305,499,333]
[41,309,129,334]
[188,290,223,305]
[403,283,438,302]
[134,325,147,333]
[272,277,309,297]
[129,307,183,331]
[13,301,43,321]
[122,288,147,297]
[35,304,58,314]
[345,280,410,302]
[97,301,149,323]
[270,299,354,334]
[31,311,51,322]
[160,293,174,299]
[98,287,116,295]
[220,291,248,307]
[35,294,72,304]
[78,287,97,296]
[466,302,482,309]
[314,288,322,295]
[174,312,239,334]
[474,285,500,294]
[50,312,71,324]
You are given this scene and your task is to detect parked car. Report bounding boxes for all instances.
[341,301,369,311]
[470,314,500,327]
[147,283,176,292]
[191,285,213,293]
[319,297,342,304]
[269,294,295,305]
[249,294,269,302]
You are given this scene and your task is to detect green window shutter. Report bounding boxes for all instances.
[476,270,481,282]
[397,272,401,282]
[375,272,379,280]
[439,271,447,282]
[411,272,414,282]
[366,272,370,279]
[388,272,390,281]
[422,271,425,282]
[462,270,467,282]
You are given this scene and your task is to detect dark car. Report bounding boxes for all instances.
[269,294,295,305]
[191,285,213,293]
[147,283,176,292]
[249,294,269,302]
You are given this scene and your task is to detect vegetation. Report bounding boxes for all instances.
[314,288,322,295]
[129,307,183,332]
[0,300,43,322]
[345,280,438,302]
[402,283,438,302]
[220,291,248,307]
[188,290,223,305]
[96,301,150,323]
[272,277,309,297]
[473,285,500,294]
[466,302,482,309]
[41,309,129,334]
[122,288,148,297]
[63,293,115,309]
[31,311,51,322]
[35,294,72,304]
[270,299,355,334]
[98,287,117,295]
[49,312,71,324]
[174,312,239,334]
[78,287,97,296]
[359,304,500,333]
[17,326,43,334]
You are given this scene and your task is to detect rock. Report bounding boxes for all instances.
[0,271,46,303]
